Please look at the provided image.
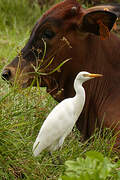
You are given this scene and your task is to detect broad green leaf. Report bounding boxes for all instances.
[86,151,104,161]
[60,151,120,180]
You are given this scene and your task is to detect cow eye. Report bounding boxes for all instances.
[42,29,55,39]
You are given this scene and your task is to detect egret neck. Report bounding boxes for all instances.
[72,79,85,118]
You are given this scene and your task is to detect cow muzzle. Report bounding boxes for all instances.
[1,65,38,88]
[1,68,12,82]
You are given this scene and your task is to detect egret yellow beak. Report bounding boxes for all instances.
[85,73,103,78]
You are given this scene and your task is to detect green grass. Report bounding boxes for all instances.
[0,0,119,179]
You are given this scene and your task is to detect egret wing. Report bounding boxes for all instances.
[33,98,75,156]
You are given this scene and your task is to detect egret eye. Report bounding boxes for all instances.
[42,29,55,39]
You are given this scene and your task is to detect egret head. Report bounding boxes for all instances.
[76,71,103,84]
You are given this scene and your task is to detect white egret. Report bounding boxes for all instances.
[33,71,102,157]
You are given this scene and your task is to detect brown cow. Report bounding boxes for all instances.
[2,0,120,151]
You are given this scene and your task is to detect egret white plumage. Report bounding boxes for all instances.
[33,71,102,157]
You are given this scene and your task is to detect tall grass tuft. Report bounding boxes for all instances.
[0,0,42,31]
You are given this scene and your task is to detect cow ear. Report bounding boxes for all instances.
[81,10,117,39]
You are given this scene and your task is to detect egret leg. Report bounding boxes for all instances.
[48,152,63,165]
[48,152,56,164]
[56,155,63,165]
[48,137,65,164]
[55,136,65,164]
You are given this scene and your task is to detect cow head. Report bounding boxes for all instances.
[1,0,118,100]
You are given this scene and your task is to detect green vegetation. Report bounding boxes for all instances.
[59,151,120,180]
[0,0,119,179]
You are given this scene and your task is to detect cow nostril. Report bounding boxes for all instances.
[1,69,11,81]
